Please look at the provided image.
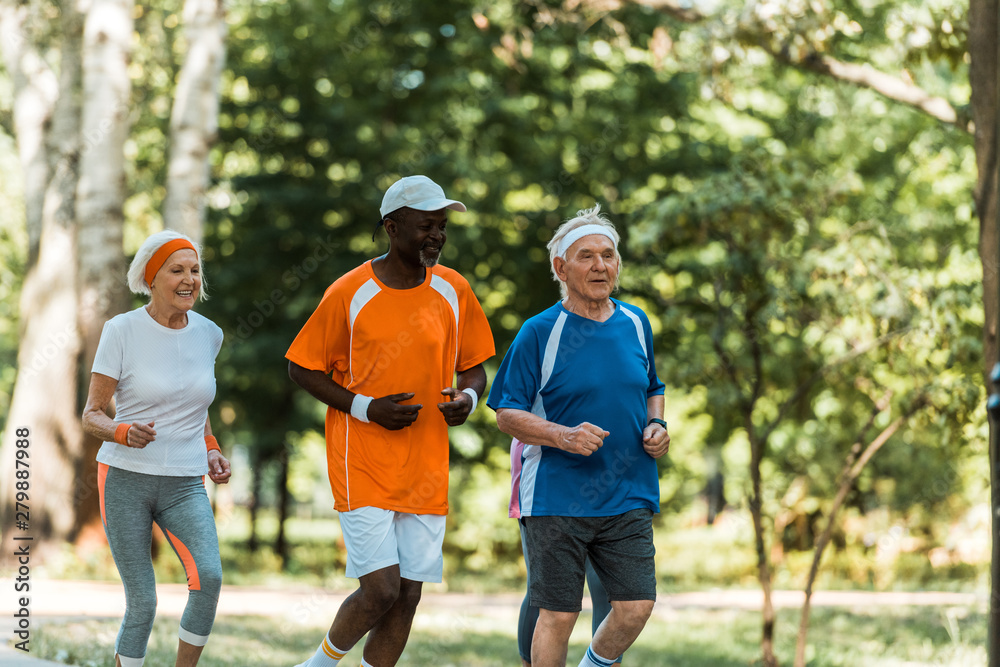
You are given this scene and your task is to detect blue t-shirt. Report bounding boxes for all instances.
[487,299,665,517]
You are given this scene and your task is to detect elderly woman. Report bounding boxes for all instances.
[82,230,231,667]
[487,204,670,667]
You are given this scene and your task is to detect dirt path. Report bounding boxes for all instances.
[4,578,984,626]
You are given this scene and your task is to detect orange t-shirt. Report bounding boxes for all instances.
[286,260,495,514]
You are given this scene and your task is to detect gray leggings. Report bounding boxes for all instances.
[98,464,222,664]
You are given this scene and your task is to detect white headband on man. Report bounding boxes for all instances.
[556,224,617,259]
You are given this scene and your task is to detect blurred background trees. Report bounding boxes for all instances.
[0,0,992,664]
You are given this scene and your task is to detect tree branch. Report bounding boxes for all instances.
[759,326,913,447]
[710,277,741,387]
[599,0,972,134]
[777,50,973,134]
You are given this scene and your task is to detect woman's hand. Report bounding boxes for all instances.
[125,421,157,448]
[207,449,232,484]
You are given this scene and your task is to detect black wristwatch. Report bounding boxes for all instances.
[648,418,667,429]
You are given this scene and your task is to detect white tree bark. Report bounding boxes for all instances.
[0,0,85,561]
[0,1,59,262]
[162,0,226,241]
[78,0,133,349]
[74,0,134,543]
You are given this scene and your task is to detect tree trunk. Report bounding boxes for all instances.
[0,0,84,562]
[0,1,57,265]
[969,0,1000,662]
[971,0,1000,376]
[248,455,261,553]
[162,0,226,241]
[704,466,725,525]
[749,430,779,667]
[276,445,290,566]
[74,0,134,548]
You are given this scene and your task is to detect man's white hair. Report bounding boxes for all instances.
[126,230,208,300]
[546,204,621,299]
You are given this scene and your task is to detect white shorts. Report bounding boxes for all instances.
[339,506,446,583]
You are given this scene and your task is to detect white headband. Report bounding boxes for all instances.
[556,224,617,259]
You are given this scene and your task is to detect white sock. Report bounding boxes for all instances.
[361,658,377,667]
[578,644,616,667]
[297,635,348,666]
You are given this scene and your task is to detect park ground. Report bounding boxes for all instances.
[0,578,989,666]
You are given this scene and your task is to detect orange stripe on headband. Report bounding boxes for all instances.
[145,238,197,286]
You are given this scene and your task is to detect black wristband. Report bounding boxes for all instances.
[648,418,667,429]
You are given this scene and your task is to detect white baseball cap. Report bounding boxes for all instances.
[379,175,467,218]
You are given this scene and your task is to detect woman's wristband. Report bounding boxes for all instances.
[113,423,131,446]
[351,394,373,423]
[462,387,478,412]
[205,435,221,453]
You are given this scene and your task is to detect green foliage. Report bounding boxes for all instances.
[621,0,979,565]
[193,0,985,588]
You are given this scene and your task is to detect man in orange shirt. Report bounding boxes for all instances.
[286,175,495,667]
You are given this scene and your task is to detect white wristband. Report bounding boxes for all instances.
[350,394,373,423]
[462,387,478,413]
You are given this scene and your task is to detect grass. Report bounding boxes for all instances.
[30,603,986,666]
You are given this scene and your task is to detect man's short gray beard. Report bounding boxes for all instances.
[419,250,439,267]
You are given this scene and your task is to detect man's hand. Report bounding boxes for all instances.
[642,422,670,458]
[438,388,473,427]
[559,422,609,456]
[207,449,232,484]
[367,393,423,430]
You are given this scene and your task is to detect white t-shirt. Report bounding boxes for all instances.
[92,306,223,476]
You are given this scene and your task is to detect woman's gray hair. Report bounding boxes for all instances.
[546,203,621,299]
[127,230,208,300]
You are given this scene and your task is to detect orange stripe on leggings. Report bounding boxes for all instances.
[164,529,201,591]
[97,463,109,527]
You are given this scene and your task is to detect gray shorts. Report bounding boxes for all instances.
[522,508,656,612]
